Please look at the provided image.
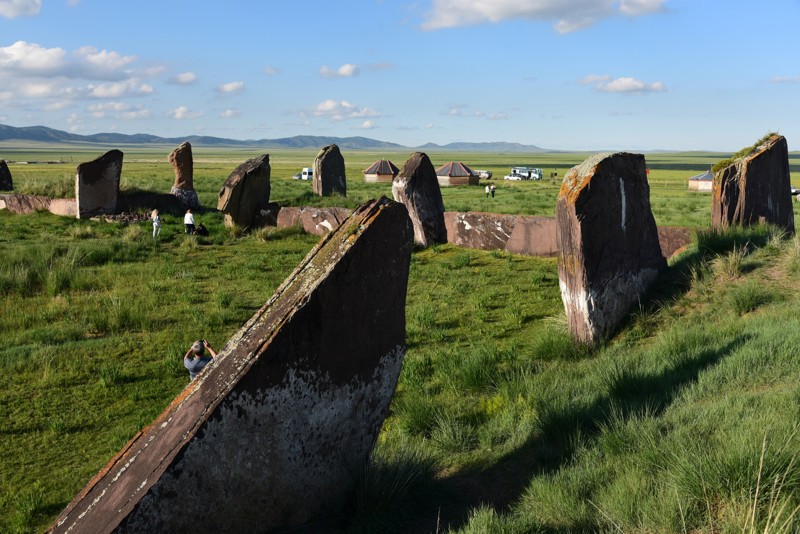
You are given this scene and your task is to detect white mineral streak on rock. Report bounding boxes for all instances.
[319,220,334,232]
[619,176,627,232]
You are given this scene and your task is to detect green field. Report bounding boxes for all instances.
[2,146,800,532]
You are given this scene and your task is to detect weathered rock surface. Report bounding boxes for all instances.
[48,197,413,534]
[657,226,692,259]
[712,134,794,233]
[75,150,123,219]
[444,211,517,250]
[168,141,194,190]
[505,216,559,256]
[168,141,199,208]
[557,152,666,345]
[392,152,447,247]
[48,198,77,217]
[0,194,51,214]
[313,144,347,197]
[217,154,271,228]
[0,160,12,190]
[276,206,353,235]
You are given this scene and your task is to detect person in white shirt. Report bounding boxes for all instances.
[184,208,195,234]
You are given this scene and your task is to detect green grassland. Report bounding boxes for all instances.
[2,147,800,532]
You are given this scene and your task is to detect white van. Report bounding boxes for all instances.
[301,167,313,180]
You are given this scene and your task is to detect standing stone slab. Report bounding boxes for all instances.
[313,144,347,197]
[712,134,794,233]
[168,141,199,209]
[0,159,12,191]
[557,152,666,345]
[217,154,271,228]
[75,150,123,219]
[48,197,413,534]
[392,152,447,247]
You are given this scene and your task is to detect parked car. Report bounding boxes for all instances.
[474,169,493,179]
[504,166,543,181]
[293,167,313,180]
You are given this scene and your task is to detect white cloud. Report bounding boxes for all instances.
[771,76,800,84]
[217,80,244,94]
[0,41,135,80]
[355,120,375,129]
[88,80,153,98]
[171,106,203,120]
[87,101,149,120]
[171,71,197,85]
[263,65,280,75]
[220,108,241,118]
[421,0,666,33]
[0,90,13,101]
[488,112,510,120]
[74,46,136,72]
[309,99,380,121]
[319,63,359,78]
[580,74,665,93]
[0,0,41,18]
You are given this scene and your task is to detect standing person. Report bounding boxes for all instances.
[485,184,490,198]
[183,339,217,381]
[491,183,496,198]
[184,208,195,234]
[151,209,161,238]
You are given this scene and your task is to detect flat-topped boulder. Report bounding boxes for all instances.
[444,211,517,250]
[557,152,666,345]
[0,193,51,214]
[276,206,353,235]
[712,134,794,233]
[0,159,12,191]
[217,154,271,228]
[505,216,558,256]
[48,197,413,533]
[392,152,447,247]
[313,144,347,197]
[168,141,199,208]
[75,150,123,219]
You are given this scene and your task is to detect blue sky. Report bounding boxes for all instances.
[1,0,798,151]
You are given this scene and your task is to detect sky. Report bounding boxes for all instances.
[0,0,799,151]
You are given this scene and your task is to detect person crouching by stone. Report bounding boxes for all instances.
[184,208,195,234]
[183,339,217,381]
[151,209,162,238]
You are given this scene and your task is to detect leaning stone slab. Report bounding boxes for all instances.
[217,154,271,228]
[712,134,794,233]
[444,211,517,250]
[47,197,413,534]
[392,152,447,247]
[557,152,666,345]
[0,159,12,191]
[313,144,347,197]
[168,141,199,209]
[75,150,123,219]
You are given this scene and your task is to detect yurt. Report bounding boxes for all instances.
[435,161,479,186]
[363,159,399,183]
[688,169,713,192]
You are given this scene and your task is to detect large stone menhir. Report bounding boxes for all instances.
[557,152,666,345]
[48,197,413,534]
[313,144,347,197]
[392,152,447,247]
[712,134,794,233]
[168,141,199,209]
[217,154,271,228]
[75,149,122,219]
[0,159,12,191]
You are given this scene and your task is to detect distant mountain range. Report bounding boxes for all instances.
[0,123,546,152]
